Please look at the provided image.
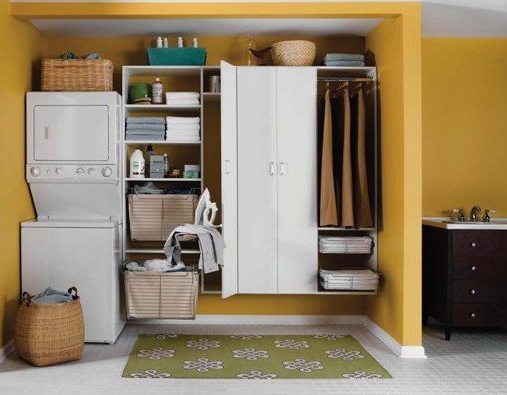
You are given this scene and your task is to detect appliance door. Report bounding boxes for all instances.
[32,104,110,162]
[21,222,125,343]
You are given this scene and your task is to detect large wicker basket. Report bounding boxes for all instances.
[270,40,316,66]
[14,288,84,367]
[41,58,113,91]
[125,270,198,319]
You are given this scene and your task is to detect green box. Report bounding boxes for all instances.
[147,48,207,66]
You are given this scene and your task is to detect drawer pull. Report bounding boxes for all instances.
[470,313,477,319]
[470,266,477,272]
[470,242,477,248]
[470,289,476,295]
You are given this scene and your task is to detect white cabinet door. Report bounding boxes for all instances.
[221,64,317,296]
[220,61,239,298]
[236,67,278,293]
[276,67,318,293]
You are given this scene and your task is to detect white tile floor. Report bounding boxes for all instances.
[1,322,506,395]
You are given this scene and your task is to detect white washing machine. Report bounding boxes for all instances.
[21,92,126,343]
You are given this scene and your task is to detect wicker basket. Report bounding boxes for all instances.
[14,289,84,367]
[128,193,198,241]
[124,270,198,319]
[41,58,113,91]
[270,40,316,66]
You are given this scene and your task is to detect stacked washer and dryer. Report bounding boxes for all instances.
[21,92,126,343]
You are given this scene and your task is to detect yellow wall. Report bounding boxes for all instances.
[422,38,507,217]
[366,6,422,346]
[0,0,46,349]
[3,2,424,349]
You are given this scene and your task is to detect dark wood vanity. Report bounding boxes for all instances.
[423,225,507,340]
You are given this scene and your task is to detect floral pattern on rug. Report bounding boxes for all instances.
[123,334,391,379]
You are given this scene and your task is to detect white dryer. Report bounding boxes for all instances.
[21,92,126,343]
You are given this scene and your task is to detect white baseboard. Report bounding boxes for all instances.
[364,317,426,358]
[0,340,15,364]
[131,314,367,325]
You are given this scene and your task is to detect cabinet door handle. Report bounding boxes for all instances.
[470,266,477,272]
[224,160,231,174]
[279,161,287,176]
[269,162,277,175]
[470,242,477,248]
[470,313,477,319]
[470,289,476,295]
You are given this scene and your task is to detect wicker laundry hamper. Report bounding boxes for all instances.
[41,58,113,91]
[14,287,84,367]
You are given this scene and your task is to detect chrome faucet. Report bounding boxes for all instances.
[469,205,481,222]
[482,209,497,222]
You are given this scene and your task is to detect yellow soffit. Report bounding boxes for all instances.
[10,2,415,19]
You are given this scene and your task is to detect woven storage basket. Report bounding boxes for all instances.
[270,40,316,66]
[14,288,84,367]
[124,270,198,319]
[128,193,198,241]
[41,58,113,91]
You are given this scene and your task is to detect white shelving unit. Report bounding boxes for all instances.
[121,66,220,266]
[315,66,378,295]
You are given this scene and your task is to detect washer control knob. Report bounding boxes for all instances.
[76,167,84,175]
[102,167,113,177]
[46,168,52,175]
[55,168,63,175]
[88,168,95,175]
[30,167,40,177]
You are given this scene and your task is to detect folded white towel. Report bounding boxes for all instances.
[167,137,201,143]
[166,116,200,125]
[167,99,200,105]
[166,92,200,99]
[167,124,200,132]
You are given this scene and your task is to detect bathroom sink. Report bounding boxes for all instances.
[422,218,507,230]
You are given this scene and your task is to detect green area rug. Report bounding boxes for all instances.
[123,334,391,379]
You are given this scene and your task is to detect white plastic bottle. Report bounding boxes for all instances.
[152,77,163,104]
[130,149,145,178]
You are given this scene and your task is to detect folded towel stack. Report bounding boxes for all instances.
[323,53,365,67]
[166,116,200,143]
[318,236,373,254]
[126,117,166,141]
[319,269,379,291]
[165,92,200,106]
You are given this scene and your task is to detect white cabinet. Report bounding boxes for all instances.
[221,62,318,296]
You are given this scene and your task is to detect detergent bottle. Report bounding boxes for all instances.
[130,149,145,178]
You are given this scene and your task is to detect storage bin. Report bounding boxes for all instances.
[128,193,198,241]
[41,58,113,91]
[147,48,207,66]
[124,270,198,319]
[14,289,84,367]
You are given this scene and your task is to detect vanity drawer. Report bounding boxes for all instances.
[453,280,507,303]
[453,304,507,327]
[453,256,507,279]
[453,231,507,257]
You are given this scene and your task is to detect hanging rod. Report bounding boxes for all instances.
[317,77,373,82]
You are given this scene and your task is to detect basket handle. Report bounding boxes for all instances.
[21,292,33,306]
[68,287,79,300]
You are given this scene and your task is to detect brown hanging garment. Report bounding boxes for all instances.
[341,87,354,227]
[319,86,338,226]
[354,88,373,227]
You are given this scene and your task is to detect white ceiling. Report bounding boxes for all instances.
[19,0,507,38]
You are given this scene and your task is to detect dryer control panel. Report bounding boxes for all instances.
[26,164,118,182]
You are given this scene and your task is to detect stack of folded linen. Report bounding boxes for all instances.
[125,117,166,141]
[319,269,379,291]
[323,53,365,67]
[166,116,200,143]
[318,236,373,254]
[165,92,200,106]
